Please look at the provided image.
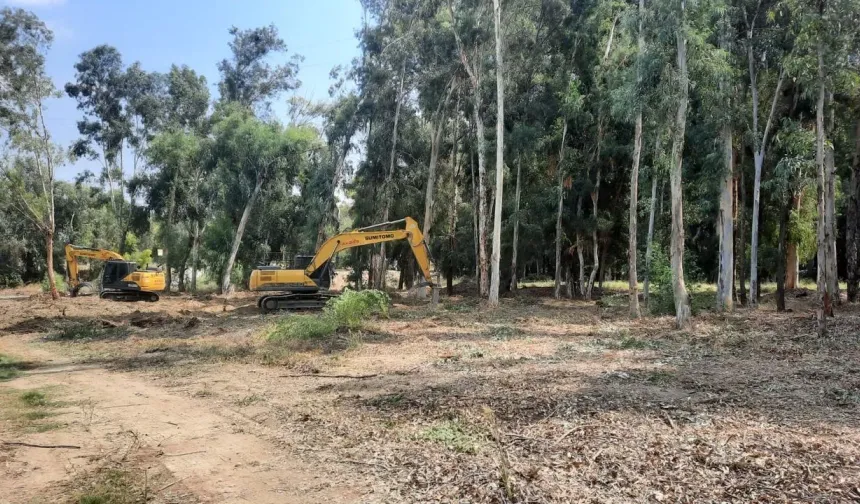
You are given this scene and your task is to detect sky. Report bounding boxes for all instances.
[2,0,364,181]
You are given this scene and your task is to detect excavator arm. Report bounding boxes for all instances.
[306,217,433,284]
[65,244,124,289]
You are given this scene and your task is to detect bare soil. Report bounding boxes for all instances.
[1,284,858,503]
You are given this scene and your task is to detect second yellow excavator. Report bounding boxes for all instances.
[250,217,434,312]
[65,244,166,302]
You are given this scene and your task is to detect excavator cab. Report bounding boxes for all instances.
[65,244,165,302]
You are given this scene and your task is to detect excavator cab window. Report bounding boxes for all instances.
[292,255,314,269]
[102,261,137,287]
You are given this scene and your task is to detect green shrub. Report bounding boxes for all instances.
[0,354,21,381]
[325,289,389,330]
[418,420,482,454]
[266,289,390,343]
[267,315,338,341]
[40,272,67,293]
[20,390,48,407]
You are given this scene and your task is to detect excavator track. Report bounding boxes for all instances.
[99,290,160,303]
[257,292,338,313]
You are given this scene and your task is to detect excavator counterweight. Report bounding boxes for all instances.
[250,217,434,312]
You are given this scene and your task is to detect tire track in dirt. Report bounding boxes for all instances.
[0,335,363,504]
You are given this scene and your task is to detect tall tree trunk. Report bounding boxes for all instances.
[511,155,522,291]
[221,178,262,294]
[586,166,601,300]
[815,43,835,335]
[376,62,406,291]
[472,148,479,281]
[191,219,200,293]
[776,198,790,312]
[424,124,443,239]
[737,163,748,306]
[847,117,860,302]
[45,230,58,300]
[475,101,489,297]
[644,176,658,307]
[670,9,691,328]
[627,0,645,318]
[488,0,505,306]
[576,195,586,296]
[717,125,734,310]
[826,92,839,305]
[448,98,461,296]
[554,121,569,299]
[164,183,177,293]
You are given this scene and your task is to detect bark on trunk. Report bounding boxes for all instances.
[717,125,734,311]
[191,219,199,293]
[576,195,586,297]
[554,121,569,299]
[221,178,262,294]
[164,183,177,293]
[627,0,645,318]
[488,0,505,306]
[826,92,839,305]
[46,230,58,300]
[847,118,860,302]
[448,99,461,296]
[737,164,748,306]
[475,102,489,297]
[643,176,657,307]
[586,166,601,300]
[670,13,691,328]
[511,156,522,291]
[776,198,790,312]
[815,43,835,335]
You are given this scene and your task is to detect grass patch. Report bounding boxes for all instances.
[484,324,525,340]
[235,394,264,407]
[618,336,654,350]
[0,387,63,432]
[49,322,128,341]
[0,353,23,381]
[646,370,675,383]
[418,420,482,454]
[75,468,143,504]
[266,289,390,345]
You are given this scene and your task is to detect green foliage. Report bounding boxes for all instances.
[418,420,482,454]
[325,289,390,330]
[19,390,48,407]
[50,322,128,341]
[40,272,66,293]
[267,290,390,342]
[0,354,22,381]
[647,246,676,316]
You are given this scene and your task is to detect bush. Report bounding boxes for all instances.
[326,289,389,330]
[40,272,67,293]
[266,289,390,342]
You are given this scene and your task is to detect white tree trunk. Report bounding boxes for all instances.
[628,113,642,316]
[586,166,601,300]
[510,156,521,290]
[670,8,691,328]
[576,195,586,296]
[191,219,199,293]
[221,178,263,294]
[376,63,406,290]
[643,176,658,306]
[717,124,734,310]
[488,0,505,306]
[554,121,569,299]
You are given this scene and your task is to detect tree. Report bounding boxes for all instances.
[217,24,301,110]
[742,0,787,308]
[627,0,646,318]
[488,0,506,306]
[0,8,61,299]
[208,107,307,293]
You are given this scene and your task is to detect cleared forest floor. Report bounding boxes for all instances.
[1,283,859,503]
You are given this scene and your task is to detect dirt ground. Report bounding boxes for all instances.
[1,282,859,503]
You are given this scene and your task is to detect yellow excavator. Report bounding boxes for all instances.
[250,217,434,312]
[65,244,166,302]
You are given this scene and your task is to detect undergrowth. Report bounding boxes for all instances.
[267,289,390,342]
[49,322,129,341]
[0,354,22,380]
[418,419,483,454]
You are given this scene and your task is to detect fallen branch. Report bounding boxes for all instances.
[164,450,206,457]
[3,441,81,449]
[553,423,601,446]
[156,476,190,493]
[279,373,379,379]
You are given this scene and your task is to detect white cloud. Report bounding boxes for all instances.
[2,0,67,7]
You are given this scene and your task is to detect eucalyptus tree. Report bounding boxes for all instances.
[740,0,789,308]
[217,24,302,111]
[0,8,62,299]
[487,0,507,306]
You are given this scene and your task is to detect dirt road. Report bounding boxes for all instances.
[0,333,364,504]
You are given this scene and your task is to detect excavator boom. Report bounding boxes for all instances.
[250,217,434,312]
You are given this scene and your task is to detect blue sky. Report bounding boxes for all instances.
[2,0,363,180]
